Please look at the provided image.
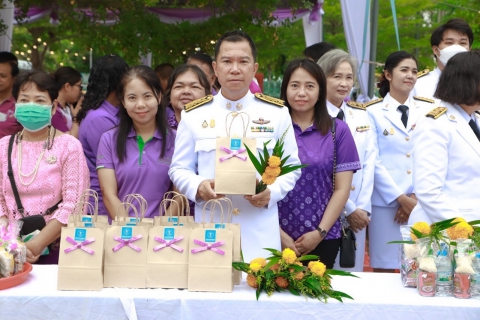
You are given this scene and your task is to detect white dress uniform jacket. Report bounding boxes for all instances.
[412,68,441,100]
[168,90,301,262]
[327,100,376,272]
[409,103,480,224]
[366,93,434,268]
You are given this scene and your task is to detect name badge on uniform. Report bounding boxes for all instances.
[356,125,370,132]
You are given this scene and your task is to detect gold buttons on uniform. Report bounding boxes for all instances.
[407,170,412,174]
[406,153,411,157]
[233,208,240,215]
[351,186,355,191]
[226,102,232,109]
[236,103,243,110]
[405,137,410,141]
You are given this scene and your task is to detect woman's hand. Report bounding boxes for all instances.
[294,230,322,255]
[397,194,417,215]
[280,228,300,256]
[346,208,370,232]
[394,206,409,224]
[26,248,40,264]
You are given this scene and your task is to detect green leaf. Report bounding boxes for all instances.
[288,285,300,296]
[263,248,282,256]
[468,220,480,226]
[387,240,415,244]
[410,227,425,239]
[280,164,308,175]
[232,262,250,272]
[289,264,303,271]
[297,254,319,261]
[280,154,291,166]
[326,269,360,278]
[263,145,270,170]
[263,257,280,271]
[244,143,264,174]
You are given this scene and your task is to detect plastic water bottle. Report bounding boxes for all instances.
[435,251,453,296]
[471,254,480,299]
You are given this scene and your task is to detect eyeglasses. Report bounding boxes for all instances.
[75,84,84,91]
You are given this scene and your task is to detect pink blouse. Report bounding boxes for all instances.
[0,134,89,224]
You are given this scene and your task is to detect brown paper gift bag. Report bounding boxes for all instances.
[203,198,242,285]
[155,198,194,227]
[146,217,190,288]
[188,200,234,292]
[67,189,109,226]
[214,112,257,195]
[58,202,106,291]
[104,203,149,288]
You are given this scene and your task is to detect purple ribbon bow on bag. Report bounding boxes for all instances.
[190,239,225,255]
[112,235,142,252]
[153,235,184,252]
[219,146,247,162]
[64,236,96,255]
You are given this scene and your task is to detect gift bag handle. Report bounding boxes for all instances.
[80,189,99,216]
[216,197,233,223]
[225,112,250,138]
[201,199,224,225]
[72,201,96,227]
[123,193,148,221]
[115,202,140,223]
[163,191,185,217]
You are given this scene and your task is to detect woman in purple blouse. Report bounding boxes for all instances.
[164,64,211,130]
[278,59,360,268]
[97,66,175,219]
[77,55,129,216]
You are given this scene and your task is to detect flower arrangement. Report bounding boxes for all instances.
[244,125,307,193]
[232,248,357,302]
[446,217,474,240]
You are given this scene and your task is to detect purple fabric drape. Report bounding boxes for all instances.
[14,5,322,25]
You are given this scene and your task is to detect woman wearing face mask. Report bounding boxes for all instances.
[317,49,376,272]
[165,64,211,130]
[366,51,435,272]
[278,59,360,269]
[0,70,89,264]
[96,66,175,219]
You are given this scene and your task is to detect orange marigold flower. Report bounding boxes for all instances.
[268,156,281,168]
[282,248,297,264]
[275,276,289,289]
[270,263,280,271]
[294,272,304,280]
[447,221,474,240]
[265,166,281,177]
[250,257,267,268]
[261,172,277,185]
[247,274,258,288]
[411,221,431,240]
[308,260,326,277]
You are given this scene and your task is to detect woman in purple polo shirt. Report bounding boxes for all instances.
[96,66,175,219]
[77,55,129,216]
[278,59,360,268]
[165,64,211,130]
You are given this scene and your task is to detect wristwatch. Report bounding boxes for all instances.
[316,227,327,238]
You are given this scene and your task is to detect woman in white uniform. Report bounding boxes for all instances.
[317,49,376,272]
[366,51,434,271]
[409,51,480,225]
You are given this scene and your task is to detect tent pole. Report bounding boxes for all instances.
[368,0,379,98]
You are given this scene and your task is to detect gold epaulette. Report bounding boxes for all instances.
[426,107,447,119]
[254,93,284,107]
[184,95,213,112]
[413,96,435,104]
[417,69,430,79]
[364,98,383,108]
[346,101,366,110]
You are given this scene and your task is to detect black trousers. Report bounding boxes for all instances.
[301,238,341,269]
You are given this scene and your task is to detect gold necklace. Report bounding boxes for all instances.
[17,128,50,186]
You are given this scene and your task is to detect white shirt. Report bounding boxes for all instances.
[412,68,441,100]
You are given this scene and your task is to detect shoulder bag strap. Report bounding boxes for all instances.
[7,134,25,217]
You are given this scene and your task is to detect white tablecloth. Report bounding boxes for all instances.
[0,266,479,320]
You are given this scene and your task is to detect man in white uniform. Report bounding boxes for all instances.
[168,30,301,262]
[413,18,473,99]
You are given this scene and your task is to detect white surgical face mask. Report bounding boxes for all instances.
[437,44,468,66]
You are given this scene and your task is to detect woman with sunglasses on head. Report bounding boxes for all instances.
[97,66,175,219]
[366,51,435,272]
[0,70,89,264]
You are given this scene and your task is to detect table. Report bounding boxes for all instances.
[0,266,479,320]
